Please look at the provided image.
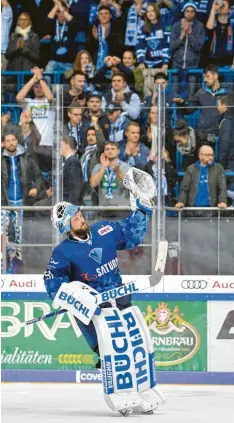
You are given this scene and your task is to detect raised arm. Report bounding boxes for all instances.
[111,210,151,250]
[206,1,219,30]
[16,67,53,103]
[16,73,38,103]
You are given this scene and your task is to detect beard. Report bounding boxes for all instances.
[71,222,90,239]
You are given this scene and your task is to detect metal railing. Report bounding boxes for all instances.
[164,206,234,276]
[1,205,158,275]
[1,205,234,276]
[2,68,234,94]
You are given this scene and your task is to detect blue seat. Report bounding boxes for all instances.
[184,109,200,129]
[176,149,183,172]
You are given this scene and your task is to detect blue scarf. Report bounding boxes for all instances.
[109,113,127,142]
[105,167,116,199]
[125,3,146,46]
[96,24,109,70]
[68,122,82,147]
[152,164,168,196]
[127,156,136,167]
[80,144,97,182]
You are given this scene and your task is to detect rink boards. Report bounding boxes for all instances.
[1,275,234,384]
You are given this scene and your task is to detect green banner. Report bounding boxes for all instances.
[1,299,97,370]
[1,298,207,371]
[134,300,207,371]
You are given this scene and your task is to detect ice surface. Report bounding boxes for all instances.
[2,383,234,423]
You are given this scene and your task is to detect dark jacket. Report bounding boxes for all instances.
[63,121,90,156]
[79,128,106,204]
[208,19,234,65]
[219,110,234,171]
[145,160,177,205]
[2,121,41,156]
[83,110,110,140]
[178,161,227,206]
[67,0,93,33]
[144,87,185,129]
[189,86,233,136]
[6,31,40,71]
[85,18,124,65]
[1,145,43,206]
[44,17,77,63]
[62,154,83,205]
[19,0,54,37]
[170,19,205,69]
[176,126,199,170]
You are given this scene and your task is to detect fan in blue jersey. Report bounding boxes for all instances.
[44,171,154,367]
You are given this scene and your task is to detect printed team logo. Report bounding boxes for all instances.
[98,225,113,236]
[144,302,200,366]
[29,105,48,119]
[149,39,159,50]
[89,248,103,264]
[49,257,59,265]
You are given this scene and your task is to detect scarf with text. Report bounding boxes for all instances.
[125,3,146,46]
[96,24,110,70]
[81,144,97,182]
[104,164,118,199]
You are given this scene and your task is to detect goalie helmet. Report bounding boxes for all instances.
[51,202,80,234]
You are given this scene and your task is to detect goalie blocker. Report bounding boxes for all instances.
[93,306,165,414]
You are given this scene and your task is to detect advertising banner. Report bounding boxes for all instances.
[1,299,97,370]
[162,276,234,294]
[1,298,207,371]
[134,300,207,371]
[1,274,234,294]
[208,302,234,372]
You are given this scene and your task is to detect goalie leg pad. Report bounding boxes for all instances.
[92,306,165,414]
[121,306,165,413]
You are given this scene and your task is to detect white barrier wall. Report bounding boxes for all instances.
[2,274,234,293]
[1,274,234,384]
[208,302,234,372]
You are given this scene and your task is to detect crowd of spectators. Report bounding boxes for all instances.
[1,0,234,272]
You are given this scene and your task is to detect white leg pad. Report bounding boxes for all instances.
[92,306,166,414]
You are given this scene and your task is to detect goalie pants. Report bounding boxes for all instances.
[75,294,131,351]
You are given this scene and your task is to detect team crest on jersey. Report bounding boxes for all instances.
[98,225,113,236]
[149,39,159,50]
[89,248,103,264]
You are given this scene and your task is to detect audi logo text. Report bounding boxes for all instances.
[181,280,208,289]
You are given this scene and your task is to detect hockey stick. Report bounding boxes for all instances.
[13,240,168,329]
[149,240,168,286]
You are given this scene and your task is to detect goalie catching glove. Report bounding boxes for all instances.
[123,168,156,215]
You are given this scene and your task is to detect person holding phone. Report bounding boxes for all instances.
[206,0,234,68]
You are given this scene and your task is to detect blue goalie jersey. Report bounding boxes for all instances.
[44,210,150,299]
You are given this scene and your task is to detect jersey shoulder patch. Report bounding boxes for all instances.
[98,225,114,236]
